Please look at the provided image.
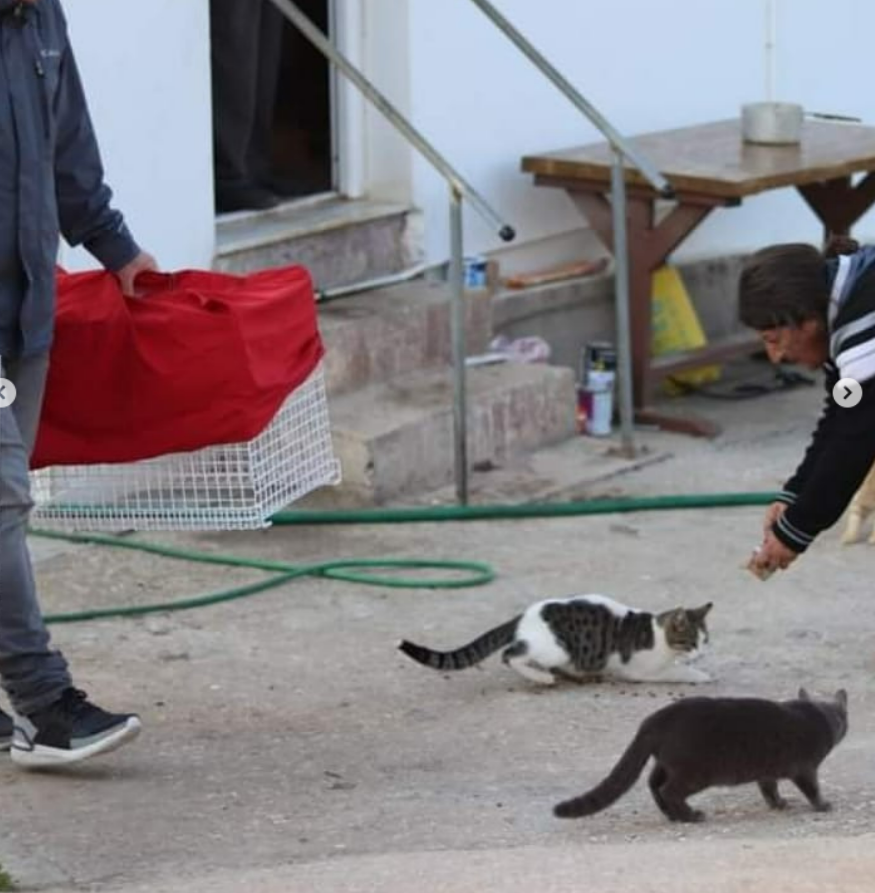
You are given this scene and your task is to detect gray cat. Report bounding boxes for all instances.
[399,595,713,684]
[554,688,848,823]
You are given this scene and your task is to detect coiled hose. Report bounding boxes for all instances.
[31,491,776,624]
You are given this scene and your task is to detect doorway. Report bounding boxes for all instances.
[210,0,334,213]
[270,0,334,197]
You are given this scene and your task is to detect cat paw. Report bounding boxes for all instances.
[812,800,833,813]
[770,797,789,810]
[507,659,557,686]
[679,668,713,684]
[675,809,706,823]
[842,514,862,544]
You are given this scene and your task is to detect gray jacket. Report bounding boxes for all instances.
[0,0,140,358]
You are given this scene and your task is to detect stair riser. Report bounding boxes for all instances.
[321,291,492,396]
[332,368,576,503]
[215,213,414,290]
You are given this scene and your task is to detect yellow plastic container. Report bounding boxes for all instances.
[651,265,721,395]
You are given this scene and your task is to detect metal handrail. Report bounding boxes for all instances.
[470,0,675,456]
[268,0,514,243]
[268,0,517,504]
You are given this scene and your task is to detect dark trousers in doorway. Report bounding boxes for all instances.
[209,0,284,204]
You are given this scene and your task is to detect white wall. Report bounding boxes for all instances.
[358,0,414,204]
[54,0,875,277]
[57,0,214,272]
[404,0,875,268]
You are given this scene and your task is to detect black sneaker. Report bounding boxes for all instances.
[10,688,141,769]
[0,708,12,751]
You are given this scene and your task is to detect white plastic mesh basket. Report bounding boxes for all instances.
[30,362,341,531]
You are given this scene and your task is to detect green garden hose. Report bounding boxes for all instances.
[31,491,777,625]
[270,492,777,525]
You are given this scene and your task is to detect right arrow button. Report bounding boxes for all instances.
[833,377,863,408]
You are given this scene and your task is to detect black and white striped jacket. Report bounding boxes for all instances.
[774,247,875,552]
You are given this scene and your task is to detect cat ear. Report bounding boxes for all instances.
[835,689,848,709]
[658,608,688,629]
[798,687,811,701]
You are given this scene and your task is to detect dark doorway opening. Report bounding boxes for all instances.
[270,0,333,198]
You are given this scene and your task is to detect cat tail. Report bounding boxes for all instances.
[398,615,522,671]
[553,722,656,818]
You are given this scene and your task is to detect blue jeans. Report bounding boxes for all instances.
[0,353,72,714]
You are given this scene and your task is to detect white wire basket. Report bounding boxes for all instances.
[29,362,341,532]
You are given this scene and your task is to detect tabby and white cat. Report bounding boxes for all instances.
[841,460,875,545]
[399,595,713,685]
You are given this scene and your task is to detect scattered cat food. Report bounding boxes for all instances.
[609,523,640,537]
[158,650,190,663]
[324,770,356,791]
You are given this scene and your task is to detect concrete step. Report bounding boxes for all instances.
[214,196,419,291]
[318,361,576,505]
[318,279,492,397]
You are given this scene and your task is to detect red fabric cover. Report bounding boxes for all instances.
[31,265,323,469]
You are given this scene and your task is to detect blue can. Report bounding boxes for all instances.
[463,256,488,290]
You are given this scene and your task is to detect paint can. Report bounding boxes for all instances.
[584,384,613,437]
[577,385,614,437]
[579,341,615,436]
[463,256,488,289]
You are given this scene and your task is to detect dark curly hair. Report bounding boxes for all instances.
[738,235,859,330]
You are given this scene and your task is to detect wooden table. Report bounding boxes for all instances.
[522,118,875,436]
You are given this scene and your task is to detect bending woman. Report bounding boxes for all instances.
[738,236,875,576]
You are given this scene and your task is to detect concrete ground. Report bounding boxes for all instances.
[4,365,875,892]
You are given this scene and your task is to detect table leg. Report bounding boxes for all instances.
[570,191,721,436]
[624,199,656,403]
[798,172,875,241]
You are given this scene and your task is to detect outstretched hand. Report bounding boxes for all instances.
[116,251,158,297]
[747,531,799,580]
